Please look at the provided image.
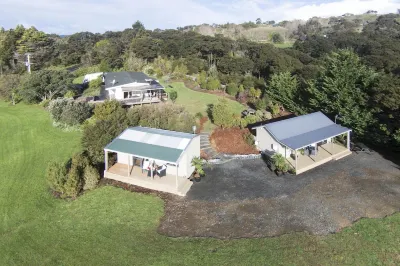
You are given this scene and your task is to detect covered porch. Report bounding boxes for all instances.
[119,84,168,106]
[287,142,351,174]
[104,162,192,196]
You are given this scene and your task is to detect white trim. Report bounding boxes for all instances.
[104,149,178,165]
[292,130,352,151]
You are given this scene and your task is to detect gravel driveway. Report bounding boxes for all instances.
[158,152,400,238]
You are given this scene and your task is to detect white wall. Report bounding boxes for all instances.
[109,82,150,100]
[256,127,291,158]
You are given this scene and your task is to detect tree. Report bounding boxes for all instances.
[212,99,234,128]
[19,70,73,103]
[0,74,21,104]
[266,72,304,114]
[307,50,379,136]
[206,77,221,90]
[256,18,262,25]
[271,33,284,43]
[46,161,68,194]
[169,90,178,103]
[132,21,145,33]
[226,83,239,96]
[83,165,100,190]
[93,100,125,121]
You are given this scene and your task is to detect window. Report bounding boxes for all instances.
[124,92,129,99]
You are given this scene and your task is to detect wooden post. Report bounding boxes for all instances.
[128,156,130,176]
[151,160,154,180]
[176,164,179,190]
[295,149,298,173]
[347,131,350,150]
[105,151,108,171]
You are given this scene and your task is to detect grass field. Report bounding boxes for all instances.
[0,101,399,265]
[163,81,245,131]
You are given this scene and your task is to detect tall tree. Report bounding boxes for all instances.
[307,49,379,136]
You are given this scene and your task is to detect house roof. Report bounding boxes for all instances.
[105,127,197,164]
[263,112,351,150]
[104,71,164,90]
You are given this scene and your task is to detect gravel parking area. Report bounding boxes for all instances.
[158,152,400,238]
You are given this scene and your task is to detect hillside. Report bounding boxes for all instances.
[190,12,379,45]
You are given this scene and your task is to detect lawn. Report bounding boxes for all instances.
[0,101,399,265]
[162,81,245,131]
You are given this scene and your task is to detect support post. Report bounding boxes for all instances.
[105,151,108,171]
[347,131,350,150]
[295,149,298,173]
[176,164,179,190]
[128,156,130,176]
[150,160,154,180]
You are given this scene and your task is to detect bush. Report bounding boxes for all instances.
[271,153,289,173]
[75,65,101,77]
[212,99,234,128]
[39,99,51,108]
[64,167,82,198]
[93,100,124,121]
[254,98,267,111]
[226,83,239,96]
[169,90,178,103]
[206,77,221,90]
[83,165,100,190]
[64,90,76,98]
[46,161,68,194]
[270,103,280,116]
[84,77,103,96]
[49,99,93,126]
[271,32,284,43]
[195,112,203,119]
[60,101,93,126]
[243,131,255,147]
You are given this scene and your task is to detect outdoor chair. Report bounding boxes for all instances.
[156,165,167,177]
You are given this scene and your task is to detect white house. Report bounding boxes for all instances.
[254,112,352,174]
[104,72,167,105]
[104,127,200,196]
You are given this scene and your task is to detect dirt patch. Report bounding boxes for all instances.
[157,153,400,239]
[200,150,210,160]
[210,127,259,155]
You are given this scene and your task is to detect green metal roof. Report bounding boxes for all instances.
[105,139,183,164]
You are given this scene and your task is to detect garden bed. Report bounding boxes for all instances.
[210,127,259,155]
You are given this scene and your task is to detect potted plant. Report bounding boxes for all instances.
[191,157,205,182]
[271,153,288,176]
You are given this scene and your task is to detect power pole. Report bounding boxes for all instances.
[25,53,32,74]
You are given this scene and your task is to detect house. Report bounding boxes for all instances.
[104,126,200,196]
[104,72,168,105]
[254,112,352,174]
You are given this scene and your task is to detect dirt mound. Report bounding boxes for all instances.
[210,127,259,155]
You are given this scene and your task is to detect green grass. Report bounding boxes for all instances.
[273,42,294,48]
[163,81,245,131]
[0,101,399,265]
[73,76,84,84]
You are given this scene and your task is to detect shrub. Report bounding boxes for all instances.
[270,103,280,116]
[93,100,124,121]
[64,90,76,98]
[64,167,82,198]
[75,65,101,77]
[195,112,203,119]
[248,87,262,99]
[46,161,68,194]
[243,131,255,147]
[84,77,103,96]
[39,99,51,108]
[169,90,178,103]
[49,99,93,126]
[83,165,100,190]
[271,32,284,43]
[226,83,239,96]
[271,153,289,173]
[212,99,234,128]
[206,77,221,90]
[254,98,267,111]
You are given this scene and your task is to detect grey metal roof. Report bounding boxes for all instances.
[104,127,197,163]
[104,72,164,89]
[264,112,351,150]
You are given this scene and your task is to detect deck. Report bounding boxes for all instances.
[104,163,192,196]
[287,143,352,174]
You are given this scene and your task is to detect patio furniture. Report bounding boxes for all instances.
[157,165,167,177]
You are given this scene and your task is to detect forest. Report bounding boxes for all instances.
[0,14,399,150]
